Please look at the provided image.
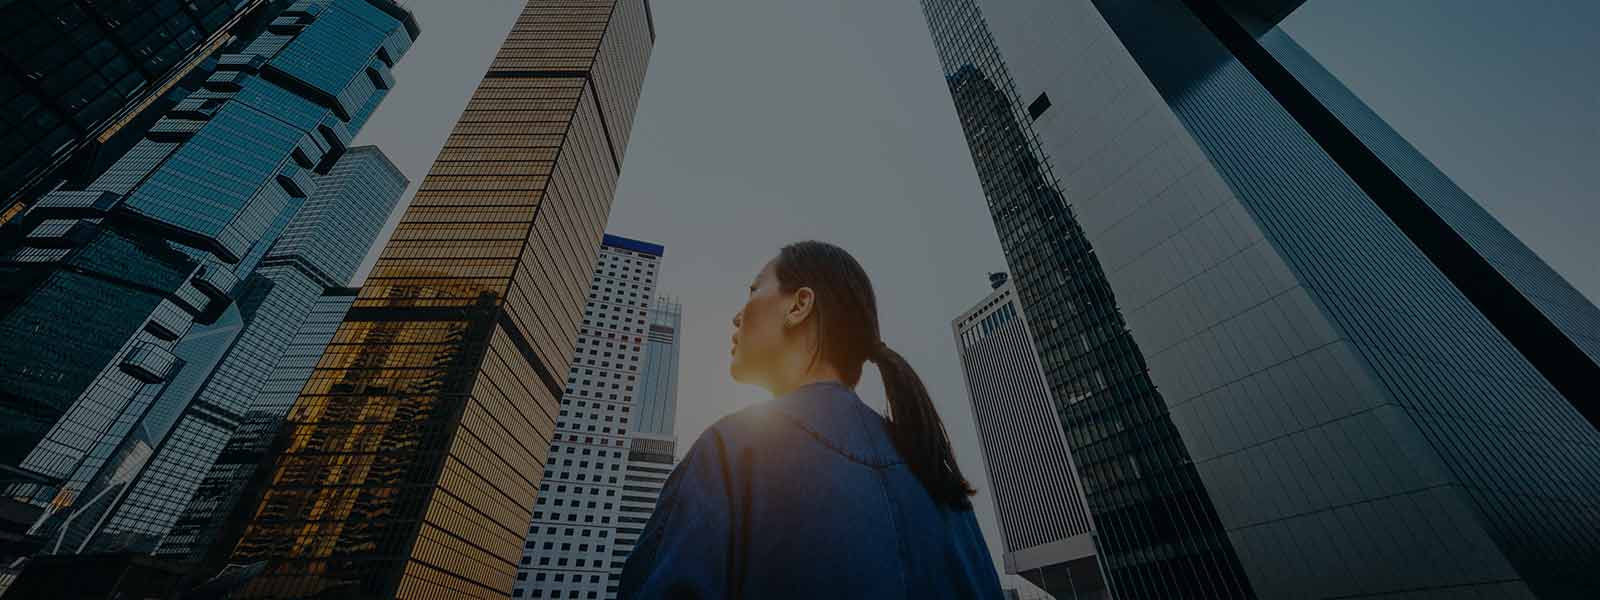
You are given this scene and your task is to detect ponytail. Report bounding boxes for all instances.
[870,341,976,509]
[770,240,977,509]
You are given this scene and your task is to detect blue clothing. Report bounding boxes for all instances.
[618,381,1005,599]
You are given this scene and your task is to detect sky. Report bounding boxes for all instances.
[352,0,1599,593]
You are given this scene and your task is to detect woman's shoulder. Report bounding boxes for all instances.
[689,400,790,456]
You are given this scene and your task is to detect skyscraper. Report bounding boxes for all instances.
[0,0,417,541]
[158,287,359,567]
[922,0,1600,598]
[41,146,407,556]
[953,274,1103,599]
[601,297,680,594]
[224,2,655,597]
[0,0,262,217]
[515,234,663,600]
[605,432,675,593]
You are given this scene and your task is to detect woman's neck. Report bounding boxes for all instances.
[769,367,848,398]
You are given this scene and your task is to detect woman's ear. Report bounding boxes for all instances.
[787,286,815,328]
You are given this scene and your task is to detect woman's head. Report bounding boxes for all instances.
[730,241,976,508]
[729,241,877,391]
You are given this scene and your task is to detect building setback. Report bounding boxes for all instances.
[921,0,1600,598]
[223,1,655,597]
[515,235,663,600]
[952,274,1103,599]
[0,0,417,546]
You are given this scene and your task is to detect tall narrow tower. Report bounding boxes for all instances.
[225,2,655,598]
[952,275,1102,599]
[515,235,662,600]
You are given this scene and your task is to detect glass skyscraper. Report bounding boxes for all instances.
[953,275,1103,599]
[224,2,655,597]
[515,234,663,600]
[921,0,1600,598]
[158,286,358,567]
[629,297,680,437]
[0,0,417,548]
[0,0,254,216]
[39,146,407,557]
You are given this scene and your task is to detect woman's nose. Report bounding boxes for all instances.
[732,311,742,328]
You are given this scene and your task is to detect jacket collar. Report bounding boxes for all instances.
[770,381,902,467]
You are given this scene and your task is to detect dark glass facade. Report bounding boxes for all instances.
[224,2,655,598]
[0,0,247,210]
[55,146,406,556]
[0,0,417,552]
[922,2,1253,596]
[923,0,1600,598]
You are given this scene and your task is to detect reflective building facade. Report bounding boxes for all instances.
[158,287,358,566]
[0,0,417,543]
[630,297,680,437]
[57,146,406,556]
[225,2,655,597]
[515,234,662,600]
[0,0,253,214]
[953,276,1103,599]
[922,0,1600,598]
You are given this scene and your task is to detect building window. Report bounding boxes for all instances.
[1028,92,1051,120]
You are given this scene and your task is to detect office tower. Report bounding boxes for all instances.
[224,2,655,597]
[921,1,1600,598]
[41,147,405,556]
[0,0,416,543]
[158,287,358,566]
[630,297,680,436]
[599,297,679,593]
[514,235,663,600]
[953,274,1103,600]
[604,433,675,592]
[602,297,678,594]
[0,0,257,218]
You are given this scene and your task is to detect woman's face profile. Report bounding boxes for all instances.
[730,259,789,385]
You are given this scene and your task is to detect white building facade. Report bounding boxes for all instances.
[515,234,664,600]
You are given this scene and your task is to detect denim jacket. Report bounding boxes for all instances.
[617,381,1005,599]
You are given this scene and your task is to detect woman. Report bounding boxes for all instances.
[618,241,1004,599]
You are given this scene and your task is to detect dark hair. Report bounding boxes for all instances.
[773,240,976,508]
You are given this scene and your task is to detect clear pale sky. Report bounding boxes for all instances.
[352,0,1599,593]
